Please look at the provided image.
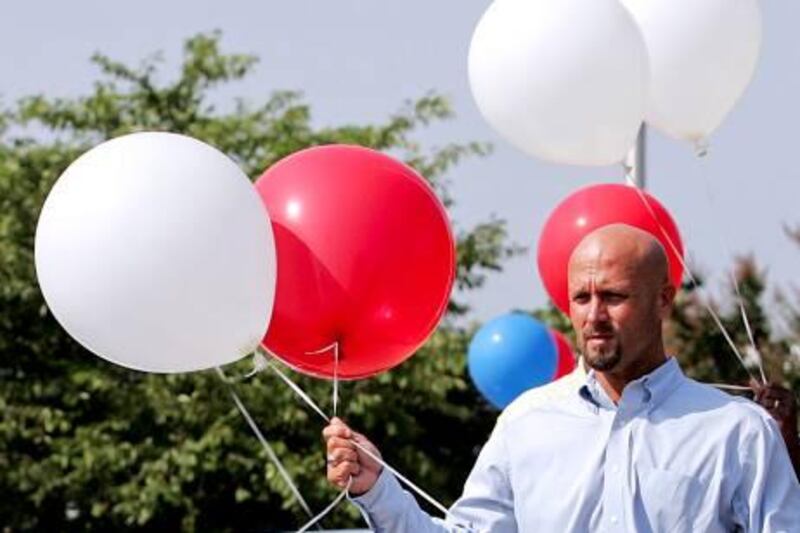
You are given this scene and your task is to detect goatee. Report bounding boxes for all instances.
[586,349,621,372]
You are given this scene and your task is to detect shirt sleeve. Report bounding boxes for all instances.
[352,420,517,532]
[733,412,800,532]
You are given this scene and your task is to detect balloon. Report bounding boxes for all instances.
[35,132,276,373]
[537,183,683,314]
[620,0,762,145]
[468,313,558,409]
[255,145,455,379]
[551,330,577,379]
[468,0,649,166]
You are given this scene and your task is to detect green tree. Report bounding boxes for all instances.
[0,32,517,531]
[665,254,800,420]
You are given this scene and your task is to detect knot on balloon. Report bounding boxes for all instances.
[693,138,710,158]
[304,342,339,358]
[252,351,270,373]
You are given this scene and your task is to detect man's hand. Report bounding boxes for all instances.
[323,417,383,495]
[752,381,800,480]
[752,382,798,438]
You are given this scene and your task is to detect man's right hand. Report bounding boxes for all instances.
[323,417,383,495]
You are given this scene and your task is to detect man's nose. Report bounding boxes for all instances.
[586,296,608,323]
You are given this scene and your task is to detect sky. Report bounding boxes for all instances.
[2,0,798,326]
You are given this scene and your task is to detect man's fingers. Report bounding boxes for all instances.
[322,421,353,441]
[328,460,361,487]
[352,433,381,461]
[762,389,793,403]
[353,432,377,453]
[761,388,795,409]
[327,447,358,466]
[326,436,356,454]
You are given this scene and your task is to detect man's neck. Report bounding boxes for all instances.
[595,351,668,404]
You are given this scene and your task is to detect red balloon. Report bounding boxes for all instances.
[255,145,455,379]
[537,183,684,314]
[551,330,577,379]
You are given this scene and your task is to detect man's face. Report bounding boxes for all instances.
[567,230,672,374]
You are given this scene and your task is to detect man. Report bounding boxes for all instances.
[323,224,800,531]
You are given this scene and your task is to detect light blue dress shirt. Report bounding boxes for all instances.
[354,358,800,532]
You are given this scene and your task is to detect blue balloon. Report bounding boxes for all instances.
[468,313,558,409]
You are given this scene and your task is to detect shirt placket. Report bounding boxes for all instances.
[602,403,630,532]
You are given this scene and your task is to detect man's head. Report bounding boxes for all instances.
[567,224,675,375]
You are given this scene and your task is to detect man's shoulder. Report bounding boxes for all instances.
[671,377,773,433]
[498,369,586,426]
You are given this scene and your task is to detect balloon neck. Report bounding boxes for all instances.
[252,351,270,372]
[693,138,710,158]
[240,337,263,358]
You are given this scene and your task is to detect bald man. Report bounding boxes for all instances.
[323,224,800,531]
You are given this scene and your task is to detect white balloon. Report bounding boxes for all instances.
[621,0,762,144]
[35,132,276,373]
[468,0,649,166]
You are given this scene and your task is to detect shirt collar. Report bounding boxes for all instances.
[578,357,684,412]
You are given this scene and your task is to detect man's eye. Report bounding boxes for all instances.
[572,293,590,303]
[604,293,627,303]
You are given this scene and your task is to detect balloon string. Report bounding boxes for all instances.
[704,382,752,392]
[258,348,454,519]
[297,478,352,532]
[301,342,341,417]
[265,354,332,422]
[624,174,759,384]
[296,349,376,531]
[239,350,271,380]
[351,432,452,517]
[333,343,339,418]
[731,276,767,383]
[214,366,317,521]
[696,158,767,384]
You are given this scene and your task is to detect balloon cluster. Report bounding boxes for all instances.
[36,136,686,415]
[36,0,718,418]
[36,135,455,378]
[463,0,736,408]
[469,0,762,164]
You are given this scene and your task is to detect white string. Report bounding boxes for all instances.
[730,274,768,383]
[261,352,455,519]
[296,479,352,533]
[326,344,375,529]
[350,438,451,517]
[624,174,759,383]
[333,343,339,418]
[346,491,376,530]
[696,157,768,384]
[238,351,270,380]
[214,366,316,520]
[266,358,332,422]
[300,342,346,529]
[704,382,752,392]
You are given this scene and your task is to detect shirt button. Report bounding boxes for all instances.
[611,465,620,474]
[610,516,619,525]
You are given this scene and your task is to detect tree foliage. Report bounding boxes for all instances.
[665,256,800,390]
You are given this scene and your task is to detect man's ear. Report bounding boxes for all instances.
[658,282,677,319]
